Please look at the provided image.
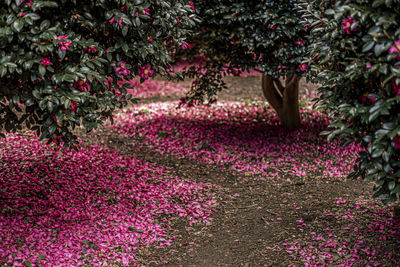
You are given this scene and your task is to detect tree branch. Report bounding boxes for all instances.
[272,78,285,97]
[262,75,283,112]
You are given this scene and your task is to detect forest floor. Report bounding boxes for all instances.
[1,74,400,266]
[77,75,400,266]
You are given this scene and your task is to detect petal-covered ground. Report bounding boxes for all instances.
[107,100,400,266]
[0,134,216,266]
[110,101,359,180]
[284,198,400,266]
[2,76,400,266]
[119,79,187,99]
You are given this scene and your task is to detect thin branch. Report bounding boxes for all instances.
[272,78,284,97]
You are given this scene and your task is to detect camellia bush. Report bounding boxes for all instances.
[0,0,196,148]
[301,0,400,203]
[180,0,309,129]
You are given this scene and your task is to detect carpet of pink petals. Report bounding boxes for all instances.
[0,134,216,266]
[111,101,360,180]
[284,197,400,266]
[110,101,400,265]
[2,84,400,266]
[118,78,187,99]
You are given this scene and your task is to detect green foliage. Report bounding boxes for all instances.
[0,0,195,148]
[302,0,400,204]
[180,0,309,104]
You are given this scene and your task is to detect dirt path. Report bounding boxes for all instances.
[76,75,396,266]
[80,131,371,266]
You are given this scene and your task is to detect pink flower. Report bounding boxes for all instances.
[388,40,400,60]
[138,65,154,80]
[304,24,310,30]
[118,19,123,27]
[342,16,357,34]
[366,62,372,69]
[232,69,241,77]
[393,136,400,149]
[88,47,97,53]
[392,78,400,95]
[41,57,50,66]
[181,42,188,49]
[114,61,131,76]
[109,17,116,24]
[57,35,71,51]
[59,41,72,51]
[20,12,26,17]
[269,25,276,30]
[68,101,78,112]
[143,8,150,16]
[57,35,68,41]
[294,40,306,46]
[74,79,91,91]
[299,63,307,72]
[189,2,195,10]
[21,0,32,6]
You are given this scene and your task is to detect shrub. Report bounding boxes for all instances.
[180,0,309,129]
[302,0,400,203]
[0,0,195,148]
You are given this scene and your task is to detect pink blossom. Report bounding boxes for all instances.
[388,40,400,60]
[393,78,400,95]
[109,17,116,24]
[21,0,32,6]
[57,35,71,51]
[41,57,50,66]
[73,79,90,91]
[181,42,188,49]
[88,47,97,53]
[294,40,306,46]
[68,101,78,112]
[114,61,131,76]
[342,16,357,34]
[393,136,400,149]
[269,25,276,30]
[299,63,307,72]
[138,65,154,80]
[143,8,150,16]
[57,35,68,41]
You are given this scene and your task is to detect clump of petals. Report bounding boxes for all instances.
[114,61,131,76]
[299,63,308,72]
[389,40,400,60]
[393,135,400,149]
[138,65,154,80]
[342,16,357,34]
[41,57,51,66]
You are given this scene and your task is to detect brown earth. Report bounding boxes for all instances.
[76,75,398,267]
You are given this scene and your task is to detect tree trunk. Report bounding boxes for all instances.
[261,74,301,129]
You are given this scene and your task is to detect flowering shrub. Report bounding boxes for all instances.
[301,0,400,203]
[0,0,195,148]
[180,0,309,128]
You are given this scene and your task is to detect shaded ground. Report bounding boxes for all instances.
[74,75,400,266]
